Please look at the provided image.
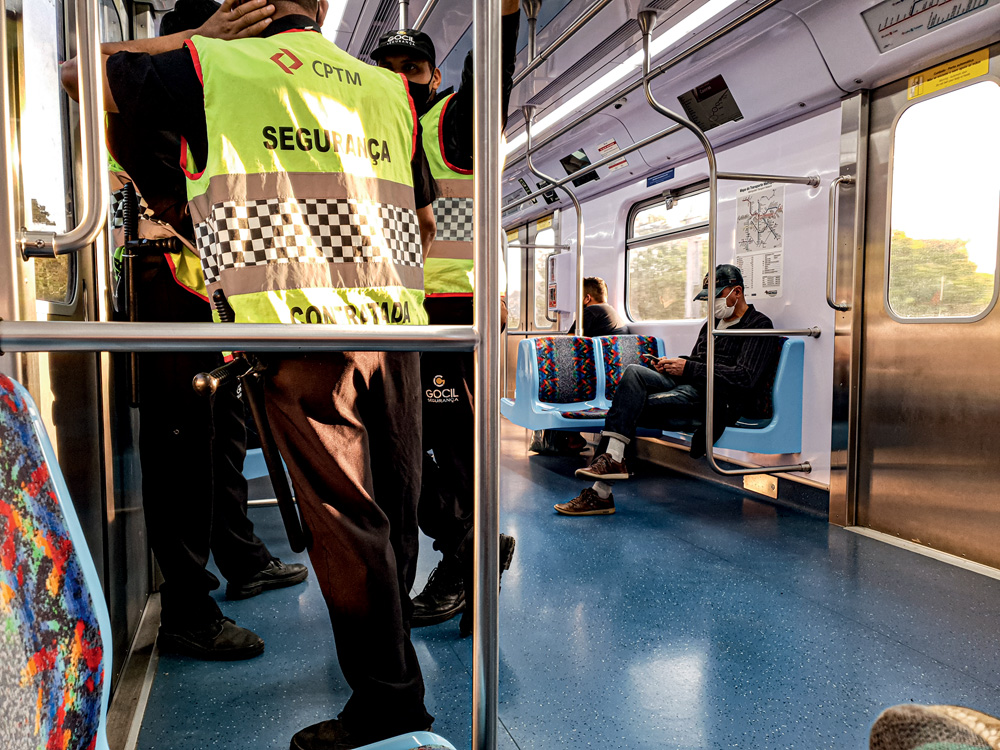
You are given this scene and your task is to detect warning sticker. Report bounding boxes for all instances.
[598,138,629,171]
[907,49,989,100]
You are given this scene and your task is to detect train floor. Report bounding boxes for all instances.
[136,423,1000,749]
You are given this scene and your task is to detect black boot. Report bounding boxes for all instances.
[459,534,516,638]
[411,556,465,627]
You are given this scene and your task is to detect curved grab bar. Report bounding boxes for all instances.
[19,0,108,258]
[523,104,585,330]
[638,9,811,477]
[826,175,855,311]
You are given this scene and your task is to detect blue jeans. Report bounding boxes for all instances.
[603,364,703,445]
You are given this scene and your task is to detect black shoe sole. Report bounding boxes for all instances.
[411,598,466,628]
[158,631,265,661]
[225,567,309,600]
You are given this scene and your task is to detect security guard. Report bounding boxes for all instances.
[371,0,520,635]
[63,0,436,746]
[72,0,310,663]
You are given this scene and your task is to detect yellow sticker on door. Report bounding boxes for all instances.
[907,49,990,100]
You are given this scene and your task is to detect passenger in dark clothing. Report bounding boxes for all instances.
[555,264,780,516]
[567,277,629,337]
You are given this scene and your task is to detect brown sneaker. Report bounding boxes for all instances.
[574,453,629,481]
[554,488,616,516]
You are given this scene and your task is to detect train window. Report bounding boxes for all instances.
[17,0,75,304]
[887,81,1000,322]
[626,188,711,321]
[507,231,522,330]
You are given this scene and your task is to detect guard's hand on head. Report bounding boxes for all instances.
[196,0,275,40]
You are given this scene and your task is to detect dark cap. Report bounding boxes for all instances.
[370,29,436,67]
[693,263,744,300]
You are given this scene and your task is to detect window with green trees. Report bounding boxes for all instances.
[887,81,1000,320]
[627,189,710,321]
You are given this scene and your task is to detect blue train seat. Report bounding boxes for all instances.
[660,337,805,454]
[357,731,457,749]
[500,336,605,430]
[0,375,112,750]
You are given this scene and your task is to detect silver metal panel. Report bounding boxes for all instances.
[857,44,1000,566]
[828,92,868,527]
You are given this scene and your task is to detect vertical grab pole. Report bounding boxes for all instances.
[524,0,541,60]
[522,105,585,334]
[472,0,501,749]
[0,0,24,381]
[638,10,810,476]
[398,0,408,29]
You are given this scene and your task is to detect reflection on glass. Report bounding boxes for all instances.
[534,227,556,329]
[507,240,522,330]
[628,234,709,321]
[633,191,711,239]
[888,81,1000,319]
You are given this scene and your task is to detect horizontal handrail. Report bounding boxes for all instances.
[713,327,821,338]
[19,0,108,258]
[505,0,783,171]
[0,322,480,353]
[509,329,563,336]
[718,171,820,188]
[512,0,615,86]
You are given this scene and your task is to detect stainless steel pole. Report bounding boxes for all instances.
[718,171,821,188]
[19,0,108,258]
[638,10,811,476]
[522,104,585,335]
[398,0,409,30]
[513,0,614,86]
[506,0,783,171]
[412,0,440,30]
[472,0,501,748]
[0,321,480,353]
[523,0,541,61]
[0,0,24,381]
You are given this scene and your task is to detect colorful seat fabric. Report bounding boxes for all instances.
[0,374,111,750]
[594,334,664,405]
[534,336,597,404]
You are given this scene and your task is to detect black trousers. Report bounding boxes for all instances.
[135,254,271,626]
[419,297,475,562]
[263,352,432,739]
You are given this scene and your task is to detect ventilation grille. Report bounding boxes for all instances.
[526,19,639,108]
[358,0,401,60]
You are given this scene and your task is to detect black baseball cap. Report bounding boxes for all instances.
[693,264,744,300]
[370,29,436,67]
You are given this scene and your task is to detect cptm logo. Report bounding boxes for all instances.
[271,48,303,75]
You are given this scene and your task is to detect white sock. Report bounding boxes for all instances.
[593,481,613,499]
[607,437,626,463]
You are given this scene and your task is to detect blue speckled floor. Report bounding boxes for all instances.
[137,423,1000,749]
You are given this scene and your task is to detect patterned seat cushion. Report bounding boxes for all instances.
[559,407,608,420]
[535,337,597,404]
[0,374,105,750]
[597,335,660,401]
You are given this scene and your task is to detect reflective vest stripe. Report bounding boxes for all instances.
[185,32,425,325]
[422,94,474,296]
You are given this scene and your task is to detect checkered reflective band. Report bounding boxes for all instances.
[432,196,473,243]
[194,197,422,286]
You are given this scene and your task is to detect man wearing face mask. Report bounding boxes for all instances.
[555,264,781,516]
[370,2,520,635]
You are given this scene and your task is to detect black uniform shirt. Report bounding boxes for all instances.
[427,11,520,171]
[106,15,435,240]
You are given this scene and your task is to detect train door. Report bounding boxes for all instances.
[503,214,560,398]
[856,44,1000,567]
[1,0,147,684]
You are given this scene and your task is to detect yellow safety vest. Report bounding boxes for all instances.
[184,30,426,325]
[421,94,474,297]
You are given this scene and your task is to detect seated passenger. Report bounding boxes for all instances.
[555,264,780,516]
[567,276,629,337]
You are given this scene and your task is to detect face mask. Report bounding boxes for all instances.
[713,288,735,320]
[407,81,433,116]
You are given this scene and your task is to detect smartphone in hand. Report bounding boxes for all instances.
[641,354,659,367]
